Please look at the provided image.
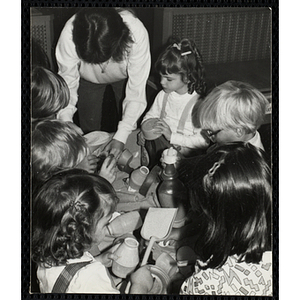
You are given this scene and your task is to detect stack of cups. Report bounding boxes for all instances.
[111,237,140,278]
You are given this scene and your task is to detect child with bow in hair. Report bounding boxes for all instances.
[138,39,209,169]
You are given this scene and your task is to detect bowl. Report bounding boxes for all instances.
[141,118,162,140]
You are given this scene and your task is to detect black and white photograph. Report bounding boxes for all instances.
[23,3,277,297]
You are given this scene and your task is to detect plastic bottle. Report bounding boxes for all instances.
[106,211,143,237]
[161,147,178,165]
[157,157,188,228]
[111,237,140,278]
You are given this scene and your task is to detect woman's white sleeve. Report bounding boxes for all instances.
[55,17,81,122]
[113,17,151,144]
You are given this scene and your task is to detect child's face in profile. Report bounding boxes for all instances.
[160,73,188,95]
[203,128,238,145]
[93,213,113,245]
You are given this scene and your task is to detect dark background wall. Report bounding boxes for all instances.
[31,7,271,91]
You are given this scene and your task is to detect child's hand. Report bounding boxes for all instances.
[98,155,117,183]
[154,119,172,141]
[137,130,146,146]
[130,266,154,294]
[77,154,98,173]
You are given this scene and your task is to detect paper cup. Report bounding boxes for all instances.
[141,118,162,140]
[155,252,178,277]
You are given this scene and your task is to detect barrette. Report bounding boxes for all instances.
[181,51,192,56]
[208,159,225,177]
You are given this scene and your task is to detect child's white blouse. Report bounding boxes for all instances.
[143,90,209,151]
[248,131,265,151]
[37,251,119,293]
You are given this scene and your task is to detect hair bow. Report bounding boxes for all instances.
[172,43,181,50]
[172,42,192,56]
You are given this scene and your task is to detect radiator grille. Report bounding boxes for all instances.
[31,14,53,68]
[31,24,49,53]
[172,9,271,64]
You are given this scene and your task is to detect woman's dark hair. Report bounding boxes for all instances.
[155,38,206,98]
[32,169,119,267]
[178,143,272,269]
[72,8,133,64]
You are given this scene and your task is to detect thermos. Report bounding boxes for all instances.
[157,159,188,228]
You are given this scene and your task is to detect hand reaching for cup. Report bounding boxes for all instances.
[103,139,125,159]
[98,154,117,183]
[77,154,98,173]
[130,266,154,294]
[154,119,172,141]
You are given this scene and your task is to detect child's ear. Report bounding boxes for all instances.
[236,128,244,138]
[182,74,189,84]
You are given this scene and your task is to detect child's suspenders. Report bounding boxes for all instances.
[159,93,199,135]
[51,261,91,293]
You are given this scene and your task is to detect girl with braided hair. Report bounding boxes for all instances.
[138,38,209,168]
[32,169,153,293]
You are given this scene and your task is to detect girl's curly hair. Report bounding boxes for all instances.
[32,169,119,267]
[155,38,206,98]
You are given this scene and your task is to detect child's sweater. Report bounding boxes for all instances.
[180,251,272,296]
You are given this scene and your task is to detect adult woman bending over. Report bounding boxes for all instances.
[56,8,151,157]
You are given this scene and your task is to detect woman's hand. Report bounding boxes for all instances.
[77,154,98,173]
[104,139,125,159]
[98,155,117,183]
[154,119,172,141]
[130,266,154,294]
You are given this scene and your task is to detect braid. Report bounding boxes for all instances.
[180,39,207,98]
[193,45,207,99]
